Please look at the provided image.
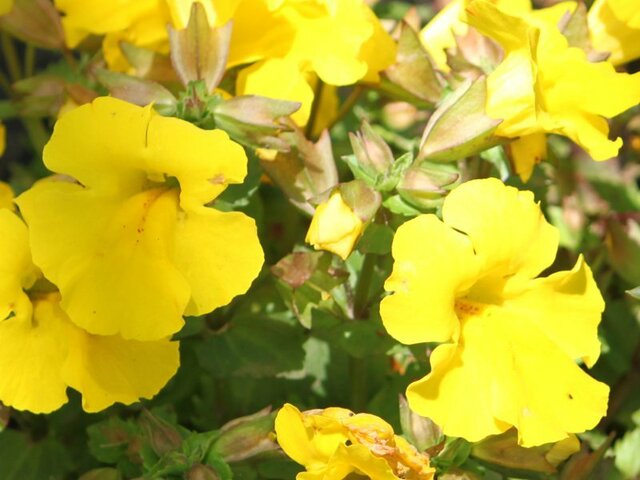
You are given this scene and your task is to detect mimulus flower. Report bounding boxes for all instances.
[380,178,609,447]
[0,206,179,414]
[275,403,434,480]
[589,0,640,66]
[306,190,364,260]
[55,0,394,127]
[17,96,263,341]
[466,0,640,181]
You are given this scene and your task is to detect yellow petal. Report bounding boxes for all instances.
[420,0,467,72]
[503,256,605,368]
[507,133,547,182]
[63,323,180,412]
[0,210,38,322]
[589,0,640,65]
[0,181,14,211]
[166,0,241,28]
[236,58,314,126]
[0,297,69,413]
[489,309,609,447]
[407,334,511,442]
[328,443,400,480]
[174,207,263,317]
[306,192,363,261]
[275,404,346,469]
[18,181,191,340]
[381,214,478,345]
[442,178,559,280]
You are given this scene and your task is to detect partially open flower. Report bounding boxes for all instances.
[17,96,263,341]
[380,178,608,447]
[306,190,363,261]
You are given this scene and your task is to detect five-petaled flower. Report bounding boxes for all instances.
[0,199,179,413]
[17,96,264,342]
[380,178,609,447]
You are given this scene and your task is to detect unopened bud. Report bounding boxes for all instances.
[349,121,394,180]
[419,76,502,162]
[0,0,65,50]
[397,163,459,209]
[260,128,337,214]
[213,95,300,150]
[139,410,183,457]
[385,22,444,105]
[168,2,232,93]
[210,408,278,463]
[399,395,443,452]
[472,429,579,474]
[95,69,177,114]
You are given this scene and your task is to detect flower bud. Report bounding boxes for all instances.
[0,0,65,50]
[385,22,444,105]
[397,163,459,209]
[210,408,278,463]
[399,395,443,452]
[95,69,177,114]
[348,121,394,181]
[259,128,338,214]
[168,2,232,93]
[419,76,502,162]
[306,181,380,260]
[213,95,300,151]
[139,410,183,457]
[472,430,579,474]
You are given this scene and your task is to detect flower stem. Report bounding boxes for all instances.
[1,33,21,81]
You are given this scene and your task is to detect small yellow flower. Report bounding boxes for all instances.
[0,207,179,414]
[380,178,609,447]
[17,97,263,341]
[275,403,434,480]
[306,191,364,260]
[465,0,640,181]
[589,0,640,66]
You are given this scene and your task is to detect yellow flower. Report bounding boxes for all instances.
[275,403,434,480]
[55,0,394,128]
[380,178,609,447]
[466,0,640,181]
[589,0,640,66]
[17,97,263,341]
[0,207,179,414]
[306,191,363,260]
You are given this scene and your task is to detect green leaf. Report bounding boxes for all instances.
[615,428,640,479]
[358,223,394,255]
[196,316,305,377]
[0,430,74,480]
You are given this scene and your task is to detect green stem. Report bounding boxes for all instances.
[326,85,364,131]
[305,78,325,139]
[349,356,368,412]
[353,253,376,320]
[24,44,36,78]
[21,118,49,157]
[348,254,377,412]
[1,33,21,81]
